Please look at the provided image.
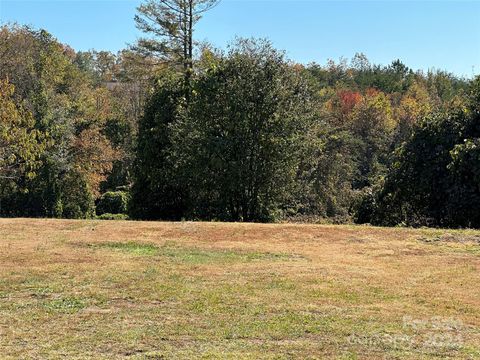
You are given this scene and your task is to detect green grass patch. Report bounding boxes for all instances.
[75,240,306,263]
[161,245,304,264]
[42,297,87,313]
[81,241,159,256]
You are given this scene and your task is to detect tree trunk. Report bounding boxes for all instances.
[184,0,194,100]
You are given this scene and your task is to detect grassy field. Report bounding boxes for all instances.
[0,219,479,359]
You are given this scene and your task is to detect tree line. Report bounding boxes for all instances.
[1,0,478,227]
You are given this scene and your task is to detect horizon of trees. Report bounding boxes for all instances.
[0,0,479,228]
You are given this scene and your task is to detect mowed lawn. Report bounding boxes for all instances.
[0,219,479,359]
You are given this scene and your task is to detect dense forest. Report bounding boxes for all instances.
[1,0,479,228]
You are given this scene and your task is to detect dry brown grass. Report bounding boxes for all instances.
[0,219,479,359]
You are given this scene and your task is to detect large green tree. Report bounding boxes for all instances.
[168,39,312,221]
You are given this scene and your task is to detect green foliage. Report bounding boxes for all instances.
[57,171,96,219]
[132,39,312,222]
[0,25,121,219]
[129,39,476,226]
[96,213,129,220]
[0,21,477,228]
[295,128,363,220]
[369,76,480,227]
[96,191,130,215]
[0,79,47,181]
[133,0,220,90]
[130,73,187,220]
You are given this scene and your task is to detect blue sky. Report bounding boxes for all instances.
[1,0,479,77]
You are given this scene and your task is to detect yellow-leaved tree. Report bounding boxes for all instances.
[0,79,47,181]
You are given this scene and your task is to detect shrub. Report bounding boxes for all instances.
[96,213,129,221]
[96,191,130,216]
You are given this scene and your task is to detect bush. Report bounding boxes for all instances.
[96,213,129,221]
[354,187,378,224]
[96,191,130,216]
